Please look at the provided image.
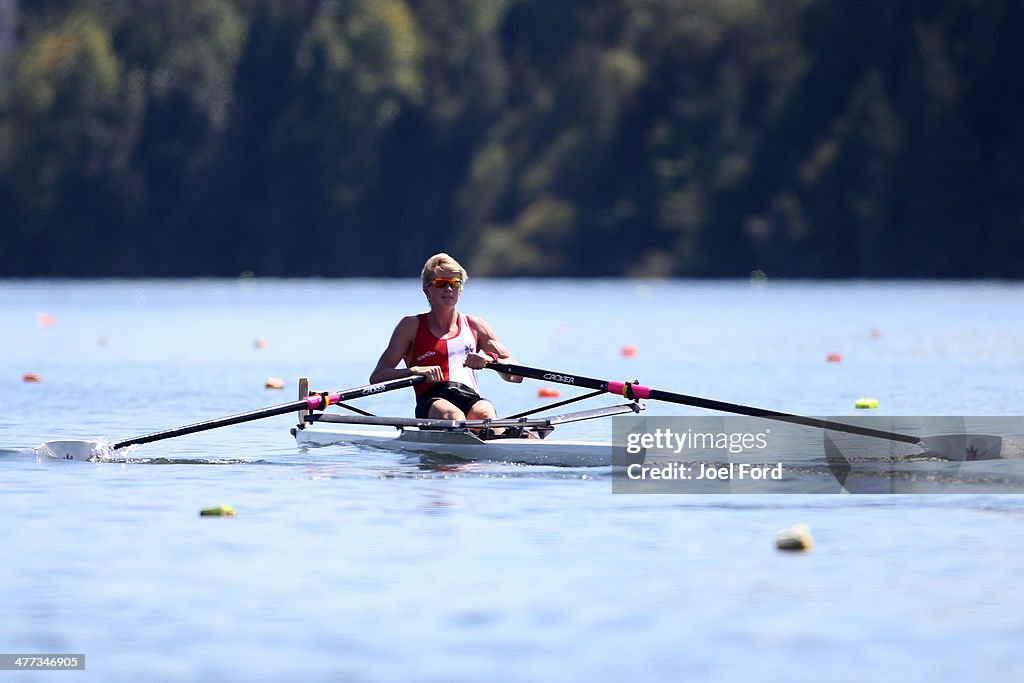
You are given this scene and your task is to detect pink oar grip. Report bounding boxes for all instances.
[606,381,651,399]
[303,393,340,410]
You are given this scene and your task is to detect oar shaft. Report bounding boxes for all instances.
[645,387,916,443]
[112,376,423,449]
[486,362,920,445]
[112,402,305,449]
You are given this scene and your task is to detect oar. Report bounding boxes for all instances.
[485,362,921,445]
[40,376,424,460]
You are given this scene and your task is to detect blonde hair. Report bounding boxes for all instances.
[421,253,468,288]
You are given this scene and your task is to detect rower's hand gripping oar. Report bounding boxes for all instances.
[484,361,921,445]
[40,376,425,460]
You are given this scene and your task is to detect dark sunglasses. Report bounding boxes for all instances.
[429,277,463,289]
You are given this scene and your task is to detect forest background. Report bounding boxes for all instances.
[1,0,1021,278]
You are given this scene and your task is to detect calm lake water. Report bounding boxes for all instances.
[2,279,1024,682]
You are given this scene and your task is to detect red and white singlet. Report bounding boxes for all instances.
[410,313,480,397]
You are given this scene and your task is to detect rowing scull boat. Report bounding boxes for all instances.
[292,401,644,467]
[39,362,1018,469]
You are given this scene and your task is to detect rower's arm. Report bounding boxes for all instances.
[467,316,524,384]
[370,317,444,384]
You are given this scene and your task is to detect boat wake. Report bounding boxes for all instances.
[795,461,1024,492]
[32,440,272,465]
[108,456,272,465]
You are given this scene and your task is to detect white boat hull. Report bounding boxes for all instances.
[293,424,614,467]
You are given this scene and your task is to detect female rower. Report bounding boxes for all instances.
[369,253,523,426]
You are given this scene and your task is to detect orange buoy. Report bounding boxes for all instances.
[265,377,285,390]
[620,345,637,357]
[538,387,561,398]
[869,328,882,339]
[38,313,56,328]
[23,372,42,383]
[254,338,267,350]
[826,353,843,363]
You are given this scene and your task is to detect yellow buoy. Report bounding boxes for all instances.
[855,398,879,409]
[200,505,236,517]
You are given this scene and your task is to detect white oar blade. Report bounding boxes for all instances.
[36,440,107,461]
[919,434,1024,461]
[825,431,1024,463]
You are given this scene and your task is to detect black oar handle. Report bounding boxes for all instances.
[485,362,920,445]
[486,362,610,392]
[112,376,424,449]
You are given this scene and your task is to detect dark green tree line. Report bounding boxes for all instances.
[1,0,1021,277]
